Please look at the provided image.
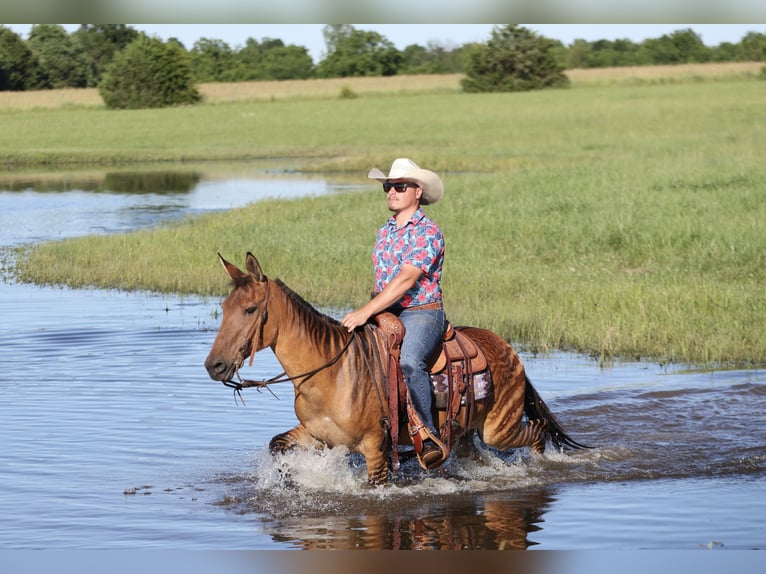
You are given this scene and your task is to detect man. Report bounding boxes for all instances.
[341,158,447,468]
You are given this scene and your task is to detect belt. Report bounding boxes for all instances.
[402,301,443,312]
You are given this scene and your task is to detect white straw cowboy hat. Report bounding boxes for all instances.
[368,158,444,205]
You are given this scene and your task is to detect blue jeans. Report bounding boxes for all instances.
[398,307,446,437]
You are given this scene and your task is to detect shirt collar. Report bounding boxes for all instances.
[387,208,426,229]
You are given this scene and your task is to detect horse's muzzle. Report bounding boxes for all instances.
[204,355,236,382]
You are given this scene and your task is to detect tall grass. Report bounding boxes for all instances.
[9,78,766,367]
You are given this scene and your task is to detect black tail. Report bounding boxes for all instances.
[523,374,590,450]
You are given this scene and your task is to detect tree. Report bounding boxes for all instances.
[400,40,466,74]
[461,25,569,93]
[670,28,710,63]
[190,37,242,82]
[258,44,314,80]
[709,42,741,62]
[566,39,591,69]
[27,24,90,88]
[320,24,355,59]
[597,39,628,67]
[73,25,139,87]
[400,44,432,74]
[612,39,643,65]
[316,24,402,78]
[643,29,710,64]
[740,31,766,61]
[236,37,314,80]
[99,35,200,109]
[0,26,46,90]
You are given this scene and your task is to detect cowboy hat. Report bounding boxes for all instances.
[368,158,444,205]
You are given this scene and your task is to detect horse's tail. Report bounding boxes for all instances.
[523,374,590,450]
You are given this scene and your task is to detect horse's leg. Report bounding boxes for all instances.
[271,425,389,485]
[461,328,549,455]
[478,363,549,454]
[484,419,548,453]
[358,435,390,486]
[269,423,326,454]
[453,429,481,459]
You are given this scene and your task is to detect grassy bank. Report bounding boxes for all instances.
[8,77,766,367]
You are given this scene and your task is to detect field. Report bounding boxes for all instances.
[1,62,763,111]
[5,63,766,366]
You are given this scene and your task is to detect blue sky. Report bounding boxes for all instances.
[6,24,765,63]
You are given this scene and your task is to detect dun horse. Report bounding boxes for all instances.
[205,253,587,485]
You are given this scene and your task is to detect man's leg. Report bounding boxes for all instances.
[399,308,445,436]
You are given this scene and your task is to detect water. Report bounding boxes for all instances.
[0,166,764,551]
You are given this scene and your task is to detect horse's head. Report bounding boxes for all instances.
[204,252,271,383]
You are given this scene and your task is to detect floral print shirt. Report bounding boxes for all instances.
[372,208,444,308]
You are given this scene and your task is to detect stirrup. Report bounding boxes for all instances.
[408,419,449,470]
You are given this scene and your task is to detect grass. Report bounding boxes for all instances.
[1,62,762,113]
[6,69,766,367]
[565,61,765,86]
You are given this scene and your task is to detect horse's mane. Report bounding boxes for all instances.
[273,278,351,350]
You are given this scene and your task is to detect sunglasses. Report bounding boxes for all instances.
[382,182,417,193]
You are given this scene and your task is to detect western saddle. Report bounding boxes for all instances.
[373,312,488,471]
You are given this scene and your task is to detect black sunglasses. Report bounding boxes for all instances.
[382,182,416,193]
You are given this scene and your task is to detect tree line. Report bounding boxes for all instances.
[2,24,765,109]
[3,23,766,92]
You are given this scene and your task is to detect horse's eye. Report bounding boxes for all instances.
[244,306,258,315]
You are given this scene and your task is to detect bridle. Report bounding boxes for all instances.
[218,276,390,457]
[221,277,356,405]
[235,278,271,370]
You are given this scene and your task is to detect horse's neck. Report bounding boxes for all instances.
[268,284,352,379]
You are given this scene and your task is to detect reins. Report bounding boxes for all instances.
[224,332,357,405]
[221,278,358,405]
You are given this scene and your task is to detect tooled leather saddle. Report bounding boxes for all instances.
[372,312,488,470]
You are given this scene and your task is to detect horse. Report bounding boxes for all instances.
[204,253,587,485]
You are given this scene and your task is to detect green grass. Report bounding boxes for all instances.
[8,80,766,367]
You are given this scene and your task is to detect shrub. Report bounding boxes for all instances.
[338,85,358,99]
[462,25,569,93]
[99,35,200,109]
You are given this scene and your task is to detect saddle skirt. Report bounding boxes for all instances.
[429,323,491,408]
[429,323,487,375]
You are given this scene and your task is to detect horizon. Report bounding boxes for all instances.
[5,24,764,64]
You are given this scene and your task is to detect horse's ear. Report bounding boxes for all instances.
[245,252,266,282]
[217,253,248,283]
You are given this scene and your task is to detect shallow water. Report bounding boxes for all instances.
[1,166,764,550]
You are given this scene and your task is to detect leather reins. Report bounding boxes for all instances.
[222,278,358,405]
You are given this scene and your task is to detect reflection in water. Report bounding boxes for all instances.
[0,170,200,194]
[220,474,554,550]
[103,171,201,193]
[269,491,553,550]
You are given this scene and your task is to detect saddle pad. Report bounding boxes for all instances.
[432,370,491,408]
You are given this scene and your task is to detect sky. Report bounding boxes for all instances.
[6,24,766,63]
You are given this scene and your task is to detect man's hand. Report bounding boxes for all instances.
[341,309,371,332]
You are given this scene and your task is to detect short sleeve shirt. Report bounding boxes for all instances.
[372,208,444,308]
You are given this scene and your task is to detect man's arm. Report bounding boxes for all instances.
[340,264,423,331]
